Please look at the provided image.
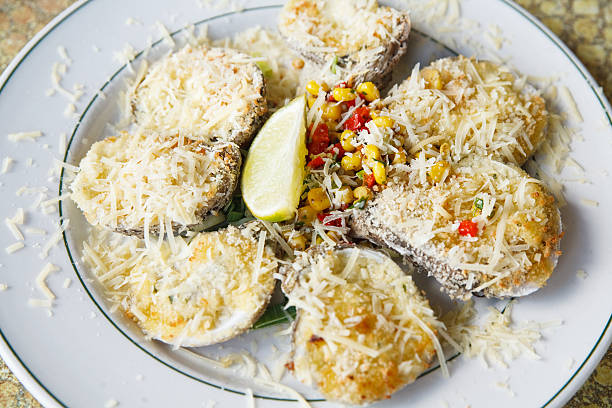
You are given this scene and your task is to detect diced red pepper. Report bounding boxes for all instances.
[307,156,325,169]
[326,142,345,159]
[354,106,371,119]
[335,81,348,89]
[308,123,330,156]
[364,173,376,188]
[317,213,342,227]
[344,99,356,109]
[344,106,371,132]
[458,220,479,237]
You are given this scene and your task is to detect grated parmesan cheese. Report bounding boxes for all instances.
[40,219,69,259]
[1,157,14,174]
[7,131,42,142]
[5,242,24,254]
[28,298,52,308]
[442,300,561,368]
[580,198,599,207]
[286,247,445,404]
[36,263,59,300]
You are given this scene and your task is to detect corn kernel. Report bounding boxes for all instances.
[363,144,381,166]
[439,142,451,158]
[332,87,357,102]
[306,80,321,96]
[297,206,317,224]
[372,162,386,184]
[340,130,356,152]
[356,82,380,102]
[292,58,305,70]
[327,231,342,243]
[307,188,331,211]
[373,116,394,128]
[288,234,307,251]
[322,103,342,121]
[353,186,373,202]
[422,68,443,90]
[392,149,407,165]
[341,153,362,171]
[336,186,354,204]
[429,160,450,183]
[307,95,316,108]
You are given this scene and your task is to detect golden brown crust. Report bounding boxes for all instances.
[285,247,439,405]
[351,157,563,299]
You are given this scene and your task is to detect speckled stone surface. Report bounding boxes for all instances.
[0,0,610,407]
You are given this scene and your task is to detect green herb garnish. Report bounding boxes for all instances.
[330,55,338,74]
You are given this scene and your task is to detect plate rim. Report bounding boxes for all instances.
[0,0,610,407]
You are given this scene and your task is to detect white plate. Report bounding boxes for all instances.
[1,0,611,407]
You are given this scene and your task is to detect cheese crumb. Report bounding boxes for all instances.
[580,199,599,207]
[245,388,255,408]
[28,298,52,308]
[442,301,561,368]
[57,45,72,64]
[7,131,43,142]
[104,399,119,408]
[0,283,8,291]
[63,278,72,288]
[576,269,588,279]
[36,263,59,300]
[5,242,24,254]
[2,157,14,174]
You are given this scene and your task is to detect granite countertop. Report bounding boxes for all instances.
[0,0,611,407]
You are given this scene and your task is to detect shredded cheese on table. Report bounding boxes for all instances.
[36,263,59,300]
[7,131,43,142]
[442,300,561,368]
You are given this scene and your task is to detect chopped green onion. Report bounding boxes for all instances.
[330,56,338,74]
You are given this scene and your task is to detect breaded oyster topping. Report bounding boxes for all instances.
[384,56,548,165]
[351,156,563,299]
[283,246,443,405]
[71,131,241,237]
[131,45,267,147]
[124,223,277,347]
[278,0,411,88]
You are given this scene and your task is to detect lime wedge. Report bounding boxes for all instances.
[242,95,307,222]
